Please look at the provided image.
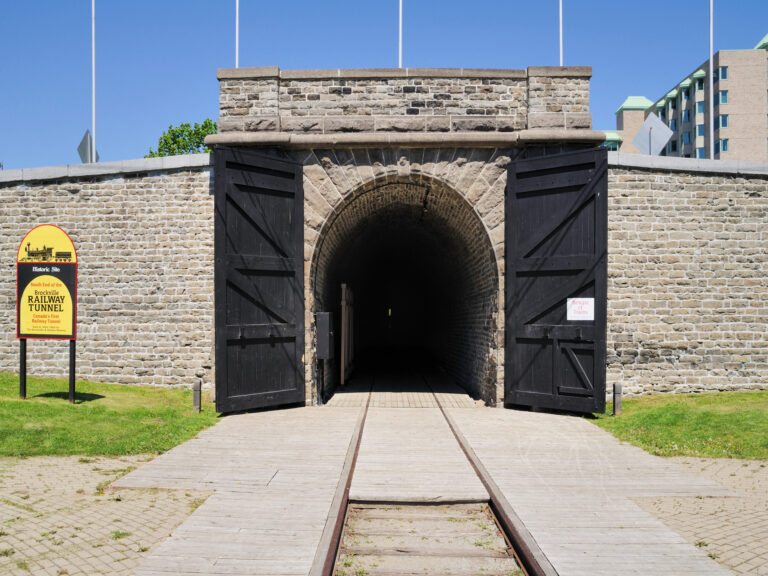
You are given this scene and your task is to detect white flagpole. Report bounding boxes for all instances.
[398,0,403,68]
[91,0,96,162]
[559,0,563,66]
[235,0,240,68]
[709,0,714,159]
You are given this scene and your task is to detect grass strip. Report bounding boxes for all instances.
[594,390,768,459]
[0,373,219,457]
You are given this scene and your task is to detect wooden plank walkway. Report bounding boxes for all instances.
[350,408,488,503]
[325,371,476,409]
[449,408,735,576]
[112,407,361,576]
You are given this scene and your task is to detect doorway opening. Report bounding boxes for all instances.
[311,176,500,404]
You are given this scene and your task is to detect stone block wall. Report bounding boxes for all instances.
[217,67,592,135]
[527,67,591,129]
[0,157,214,390]
[2,149,767,404]
[607,157,768,396]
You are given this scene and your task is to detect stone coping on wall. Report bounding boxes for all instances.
[217,66,592,80]
[205,129,606,148]
[607,151,768,176]
[0,153,212,185]
[6,149,768,185]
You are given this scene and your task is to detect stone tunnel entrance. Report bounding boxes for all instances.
[209,66,606,412]
[311,176,500,404]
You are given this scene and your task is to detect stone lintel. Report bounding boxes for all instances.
[204,130,606,149]
[527,66,592,78]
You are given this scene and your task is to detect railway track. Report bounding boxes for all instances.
[311,371,557,576]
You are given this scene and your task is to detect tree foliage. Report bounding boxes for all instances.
[146,118,217,157]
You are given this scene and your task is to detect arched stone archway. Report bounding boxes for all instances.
[307,172,502,404]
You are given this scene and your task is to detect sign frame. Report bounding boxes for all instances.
[16,224,78,340]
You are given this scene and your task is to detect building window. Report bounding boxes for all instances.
[682,88,690,100]
[696,78,705,91]
[721,138,729,152]
[682,132,691,145]
[718,90,728,105]
[719,66,728,80]
[670,99,677,110]
[670,140,678,153]
[697,101,705,114]
[697,147,706,158]
[715,140,720,154]
[670,119,678,131]
[718,114,729,129]
[697,124,705,137]
[659,108,666,120]
[682,110,691,122]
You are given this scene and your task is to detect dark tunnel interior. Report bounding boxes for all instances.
[313,182,499,402]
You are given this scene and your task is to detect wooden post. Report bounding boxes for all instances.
[69,340,76,404]
[193,381,201,412]
[20,338,27,399]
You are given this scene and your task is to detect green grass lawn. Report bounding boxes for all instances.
[594,390,768,460]
[0,373,219,456]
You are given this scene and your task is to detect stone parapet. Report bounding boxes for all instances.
[216,66,592,137]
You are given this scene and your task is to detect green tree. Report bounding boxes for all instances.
[145,118,217,157]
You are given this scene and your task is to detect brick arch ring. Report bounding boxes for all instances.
[307,173,503,405]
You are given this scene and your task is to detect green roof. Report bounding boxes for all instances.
[756,33,768,50]
[615,96,653,114]
[603,131,622,142]
[667,89,679,98]
[679,78,692,88]
[692,69,706,79]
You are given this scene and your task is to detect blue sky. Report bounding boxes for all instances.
[1,1,767,170]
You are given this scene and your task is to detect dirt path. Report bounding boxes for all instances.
[0,456,207,576]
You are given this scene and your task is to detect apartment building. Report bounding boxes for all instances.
[615,33,768,161]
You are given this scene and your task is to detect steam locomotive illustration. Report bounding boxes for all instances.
[20,242,72,262]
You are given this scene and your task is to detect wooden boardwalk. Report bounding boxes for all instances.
[325,371,476,409]
[449,408,735,576]
[112,407,361,576]
[350,407,488,503]
[111,384,741,576]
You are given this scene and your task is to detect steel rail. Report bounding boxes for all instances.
[309,379,373,576]
[425,377,559,576]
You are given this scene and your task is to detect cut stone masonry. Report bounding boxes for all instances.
[215,66,592,135]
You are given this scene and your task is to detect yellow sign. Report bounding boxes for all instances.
[17,224,77,263]
[17,225,77,340]
[19,275,73,336]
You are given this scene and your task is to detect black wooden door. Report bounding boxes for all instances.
[505,149,607,413]
[214,147,305,412]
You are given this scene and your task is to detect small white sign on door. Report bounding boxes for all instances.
[567,298,594,321]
